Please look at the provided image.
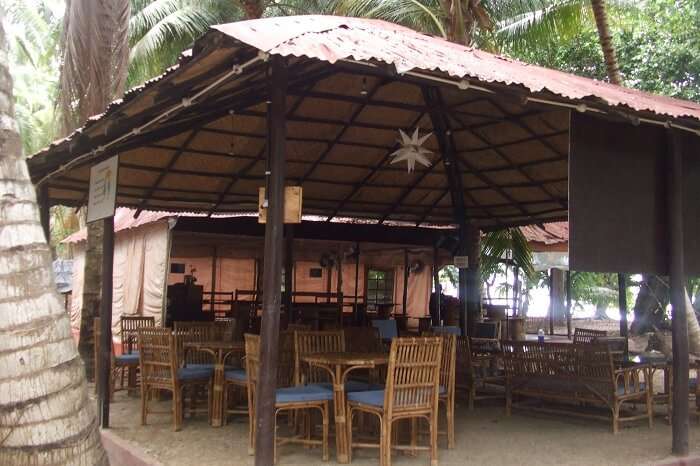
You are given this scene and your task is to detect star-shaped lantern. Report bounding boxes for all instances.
[390,128,433,173]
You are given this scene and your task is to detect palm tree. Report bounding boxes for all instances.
[590,0,622,84]
[58,0,130,381]
[0,10,108,464]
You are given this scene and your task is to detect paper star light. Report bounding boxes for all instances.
[390,128,433,173]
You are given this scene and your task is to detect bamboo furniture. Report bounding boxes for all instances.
[455,336,505,410]
[185,340,244,427]
[436,333,457,448]
[138,327,213,431]
[344,326,383,353]
[572,327,607,344]
[121,315,156,353]
[244,334,331,463]
[304,352,389,464]
[470,321,501,352]
[293,330,345,386]
[346,337,443,466]
[502,341,652,433]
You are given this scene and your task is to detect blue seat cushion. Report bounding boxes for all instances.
[276,385,333,404]
[348,389,385,407]
[439,385,446,395]
[177,366,213,381]
[225,369,247,383]
[318,380,383,392]
[115,353,139,364]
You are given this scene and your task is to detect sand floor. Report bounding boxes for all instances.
[108,390,700,466]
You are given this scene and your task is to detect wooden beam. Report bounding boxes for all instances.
[618,273,628,338]
[284,225,294,324]
[97,216,115,428]
[668,129,688,456]
[433,246,441,326]
[566,269,572,339]
[255,56,287,466]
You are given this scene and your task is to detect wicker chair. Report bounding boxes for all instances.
[244,333,331,463]
[573,327,607,344]
[138,327,213,431]
[346,337,443,466]
[121,315,156,354]
[455,336,505,410]
[437,333,457,449]
[293,330,345,386]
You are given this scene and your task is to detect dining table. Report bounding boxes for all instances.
[184,340,244,427]
[302,351,389,464]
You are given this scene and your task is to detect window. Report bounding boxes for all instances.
[366,269,394,306]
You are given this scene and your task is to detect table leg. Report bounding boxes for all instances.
[211,362,225,427]
[333,365,349,463]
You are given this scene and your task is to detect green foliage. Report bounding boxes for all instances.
[5,0,63,155]
[480,228,535,283]
[570,271,618,308]
[508,0,700,101]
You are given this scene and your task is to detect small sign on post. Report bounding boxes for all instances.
[87,155,119,223]
[453,256,469,269]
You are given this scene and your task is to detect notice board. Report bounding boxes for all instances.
[569,113,700,275]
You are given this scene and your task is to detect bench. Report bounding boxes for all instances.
[502,341,652,433]
[573,327,608,344]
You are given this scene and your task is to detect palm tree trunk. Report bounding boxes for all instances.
[240,0,264,19]
[590,0,623,85]
[78,221,103,381]
[0,13,108,464]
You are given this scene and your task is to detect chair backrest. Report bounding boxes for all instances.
[344,326,383,353]
[455,335,475,384]
[474,322,499,339]
[244,333,261,401]
[138,327,177,389]
[277,330,296,388]
[431,326,462,336]
[294,330,345,385]
[120,316,155,354]
[287,323,312,332]
[573,328,608,344]
[371,319,398,340]
[384,337,442,415]
[173,321,224,365]
[437,333,457,397]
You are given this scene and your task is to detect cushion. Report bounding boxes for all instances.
[348,389,385,407]
[115,353,139,364]
[439,385,446,395]
[177,367,213,381]
[318,380,383,392]
[276,385,333,404]
[372,320,398,340]
[225,369,247,383]
[690,377,697,390]
[185,363,236,371]
[432,326,462,336]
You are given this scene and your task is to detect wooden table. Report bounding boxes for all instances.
[184,340,244,427]
[303,352,389,464]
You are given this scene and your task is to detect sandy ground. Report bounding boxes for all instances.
[108,389,700,466]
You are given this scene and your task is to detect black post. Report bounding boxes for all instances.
[618,273,628,338]
[548,269,554,335]
[37,184,50,244]
[255,56,287,466]
[284,225,294,325]
[97,215,114,428]
[458,228,468,335]
[353,242,360,324]
[668,130,688,456]
[566,270,572,339]
[433,246,441,326]
[402,249,409,316]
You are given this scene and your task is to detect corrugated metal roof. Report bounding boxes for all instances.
[214,16,700,121]
[521,222,568,246]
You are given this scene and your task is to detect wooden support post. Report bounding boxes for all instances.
[548,269,554,335]
[255,56,287,466]
[433,246,441,326]
[97,215,114,429]
[668,130,688,456]
[211,246,218,314]
[402,249,409,317]
[337,247,344,326]
[465,225,481,336]
[512,266,519,316]
[566,270,572,339]
[353,242,360,324]
[618,273,628,338]
[458,228,468,335]
[37,184,50,244]
[284,225,294,325]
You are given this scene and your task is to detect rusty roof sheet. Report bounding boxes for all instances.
[521,222,568,245]
[214,16,700,121]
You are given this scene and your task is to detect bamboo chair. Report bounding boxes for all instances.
[573,327,608,344]
[244,333,331,463]
[344,326,383,353]
[455,336,505,410]
[138,327,213,431]
[293,330,345,386]
[121,315,156,354]
[437,333,457,449]
[346,336,443,466]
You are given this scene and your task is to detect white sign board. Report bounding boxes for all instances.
[453,255,469,269]
[87,155,119,223]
